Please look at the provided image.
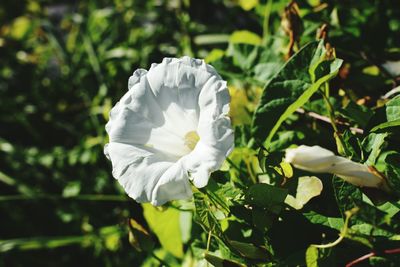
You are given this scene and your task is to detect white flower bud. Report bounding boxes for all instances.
[285,145,384,188]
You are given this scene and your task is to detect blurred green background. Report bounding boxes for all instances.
[0,0,399,266]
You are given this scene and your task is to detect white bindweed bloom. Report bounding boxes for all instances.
[285,145,385,189]
[104,57,234,206]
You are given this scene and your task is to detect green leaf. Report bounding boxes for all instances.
[10,16,33,40]
[128,218,154,252]
[369,257,394,266]
[381,153,400,195]
[309,41,329,82]
[303,211,344,231]
[0,226,121,252]
[280,161,293,178]
[104,47,137,59]
[305,246,334,267]
[228,240,270,260]
[193,192,223,237]
[0,236,87,252]
[245,183,288,214]
[142,204,184,258]
[62,181,81,197]
[227,43,259,71]
[340,130,363,161]
[252,207,274,232]
[238,0,259,11]
[370,119,400,132]
[205,49,225,63]
[204,253,245,267]
[230,30,262,46]
[193,34,230,45]
[179,211,192,243]
[351,201,399,233]
[333,176,363,218]
[268,130,305,152]
[252,41,343,146]
[305,246,319,267]
[254,62,282,83]
[340,101,374,128]
[369,96,400,133]
[386,95,400,122]
[363,133,388,165]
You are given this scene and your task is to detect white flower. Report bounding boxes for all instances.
[285,145,384,188]
[104,57,234,206]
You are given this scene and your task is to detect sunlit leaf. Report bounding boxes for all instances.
[305,246,319,267]
[228,86,253,125]
[205,49,225,63]
[363,133,388,165]
[238,0,259,11]
[370,119,400,132]
[285,176,323,210]
[9,16,32,40]
[142,204,184,258]
[230,30,262,46]
[386,96,400,122]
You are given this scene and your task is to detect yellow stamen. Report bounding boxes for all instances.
[184,131,200,150]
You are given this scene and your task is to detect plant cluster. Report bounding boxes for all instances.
[0,0,399,266]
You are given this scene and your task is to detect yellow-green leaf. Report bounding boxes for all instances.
[306,246,319,267]
[142,204,183,258]
[205,49,225,63]
[10,16,32,40]
[280,161,293,178]
[285,176,323,210]
[238,0,259,11]
[230,30,262,46]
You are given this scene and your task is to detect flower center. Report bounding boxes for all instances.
[184,131,200,151]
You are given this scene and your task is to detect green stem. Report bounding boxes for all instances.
[320,83,346,153]
[225,158,242,174]
[0,226,122,252]
[193,181,230,214]
[166,203,194,212]
[262,0,273,44]
[312,207,358,249]
[204,189,230,214]
[0,194,130,202]
[151,251,171,267]
[206,230,212,252]
[321,85,339,133]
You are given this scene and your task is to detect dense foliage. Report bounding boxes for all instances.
[1,0,399,266]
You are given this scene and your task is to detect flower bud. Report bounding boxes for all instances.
[285,145,384,188]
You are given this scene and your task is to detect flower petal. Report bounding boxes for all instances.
[105,142,192,206]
